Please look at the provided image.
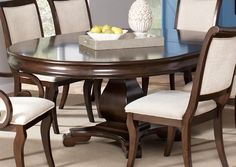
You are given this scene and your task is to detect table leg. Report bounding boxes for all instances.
[183,69,193,84]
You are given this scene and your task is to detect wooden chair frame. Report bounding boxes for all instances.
[127,26,236,167]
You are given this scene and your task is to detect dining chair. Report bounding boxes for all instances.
[125,26,236,167]
[173,0,222,87]
[0,0,79,134]
[0,71,55,167]
[47,0,99,121]
[178,0,235,131]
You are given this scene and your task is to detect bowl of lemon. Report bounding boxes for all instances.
[87,25,128,41]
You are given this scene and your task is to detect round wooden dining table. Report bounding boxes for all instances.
[7,30,204,157]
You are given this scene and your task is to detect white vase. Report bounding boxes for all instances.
[128,0,152,34]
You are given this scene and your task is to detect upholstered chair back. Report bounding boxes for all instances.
[0,0,43,47]
[199,37,236,95]
[176,0,221,32]
[190,27,236,98]
[48,0,91,35]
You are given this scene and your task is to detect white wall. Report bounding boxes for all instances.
[89,0,135,28]
[0,22,14,93]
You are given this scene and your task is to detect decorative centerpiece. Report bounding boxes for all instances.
[128,0,152,34]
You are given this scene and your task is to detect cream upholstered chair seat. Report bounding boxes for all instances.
[181,82,193,92]
[125,90,216,120]
[0,97,54,125]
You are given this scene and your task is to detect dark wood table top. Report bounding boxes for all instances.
[7,30,204,79]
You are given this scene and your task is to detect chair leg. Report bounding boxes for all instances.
[214,112,229,167]
[127,113,138,167]
[91,86,95,102]
[59,84,70,109]
[83,79,95,122]
[41,112,55,167]
[93,79,103,118]
[46,86,60,134]
[169,74,175,90]
[183,70,193,84]
[14,126,26,167]
[141,77,149,96]
[164,126,176,156]
[14,75,22,96]
[234,97,236,127]
[181,125,192,167]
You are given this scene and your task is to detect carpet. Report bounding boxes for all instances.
[0,75,236,167]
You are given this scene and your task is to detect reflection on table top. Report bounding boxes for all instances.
[7,30,204,64]
[7,30,206,79]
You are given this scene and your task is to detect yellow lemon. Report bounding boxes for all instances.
[103,29,114,34]
[90,25,102,33]
[111,27,123,34]
[102,24,111,33]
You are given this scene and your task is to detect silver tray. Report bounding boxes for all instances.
[79,32,164,50]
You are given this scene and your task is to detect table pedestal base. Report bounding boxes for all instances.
[63,121,143,158]
[62,79,180,158]
[63,121,170,158]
